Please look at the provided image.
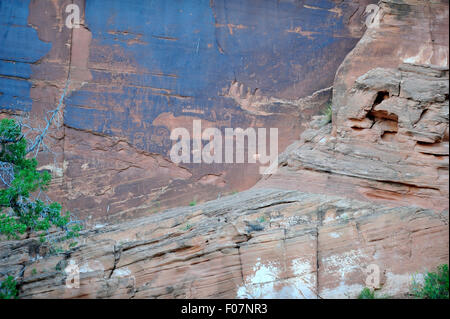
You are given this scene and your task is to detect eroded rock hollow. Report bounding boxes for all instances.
[0,0,448,299]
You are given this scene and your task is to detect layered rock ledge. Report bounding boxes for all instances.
[258,63,449,212]
[1,188,448,298]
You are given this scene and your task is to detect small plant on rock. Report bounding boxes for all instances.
[0,276,18,299]
[182,223,192,231]
[258,215,267,223]
[189,200,197,207]
[321,103,333,125]
[358,287,375,299]
[411,264,449,299]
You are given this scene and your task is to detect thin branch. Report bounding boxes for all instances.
[26,79,70,155]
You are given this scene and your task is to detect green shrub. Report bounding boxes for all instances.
[358,287,375,299]
[189,200,197,207]
[322,103,332,125]
[258,216,267,223]
[0,118,82,242]
[182,223,192,231]
[0,276,18,299]
[411,264,449,299]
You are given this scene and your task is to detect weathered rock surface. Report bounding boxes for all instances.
[0,0,448,300]
[1,188,448,298]
[258,64,449,211]
[257,0,449,212]
[332,0,449,115]
[0,0,376,222]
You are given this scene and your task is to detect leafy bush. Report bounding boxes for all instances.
[411,264,449,299]
[0,276,18,299]
[0,118,82,242]
[358,287,375,299]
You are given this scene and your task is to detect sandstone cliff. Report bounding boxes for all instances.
[258,0,449,211]
[0,0,376,222]
[0,0,449,299]
[1,188,448,298]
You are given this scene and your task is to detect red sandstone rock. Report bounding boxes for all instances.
[258,63,449,212]
[0,189,447,299]
[0,0,448,299]
[1,0,377,222]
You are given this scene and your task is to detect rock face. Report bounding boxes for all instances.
[0,0,376,222]
[1,188,448,299]
[257,0,449,212]
[258,63,449,211]
[332,0,449,113]
[0,0,449,299]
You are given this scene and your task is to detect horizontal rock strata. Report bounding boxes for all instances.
[1,188,448,298]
